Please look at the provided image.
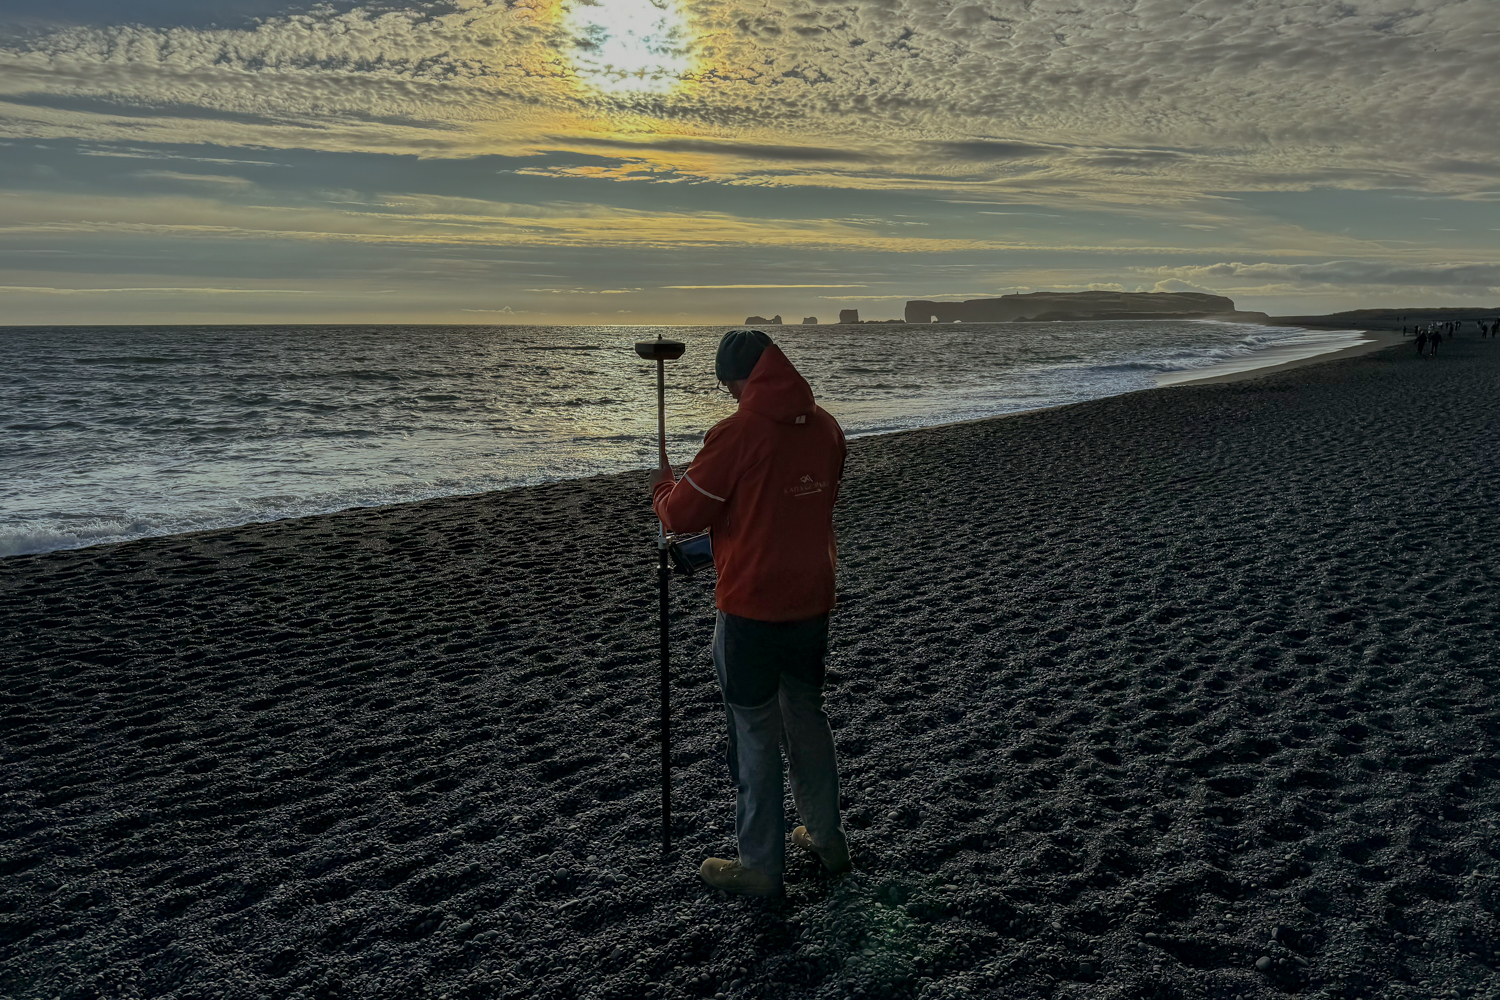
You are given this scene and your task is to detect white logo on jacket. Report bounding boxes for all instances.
[785,474,828,498]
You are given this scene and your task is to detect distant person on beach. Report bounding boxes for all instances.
[1430,329,1443,356]
[650,329,850,897]
[1416,331,1428,356]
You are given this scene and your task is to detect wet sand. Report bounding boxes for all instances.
[2,335,1498,1000]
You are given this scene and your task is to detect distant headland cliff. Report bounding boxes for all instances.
[904,291,1268,324]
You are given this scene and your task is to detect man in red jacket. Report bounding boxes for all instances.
[649,330,851,897]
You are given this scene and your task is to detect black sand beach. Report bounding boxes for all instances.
[3,337,1498,1000]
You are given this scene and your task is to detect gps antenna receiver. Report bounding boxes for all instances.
[634,336,685,361]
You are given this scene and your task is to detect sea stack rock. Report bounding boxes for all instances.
[802,316,818,325]
[903,291,1267,324]
[838,309,860,324]
[744,314,783,325]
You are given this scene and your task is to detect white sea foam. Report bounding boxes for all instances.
[0,517,155,557]
[0,321,1369,556]
[1153,328,1371,385]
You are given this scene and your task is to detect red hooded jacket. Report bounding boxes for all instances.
[653,345,846,622]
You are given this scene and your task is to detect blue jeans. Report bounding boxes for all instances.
[711,610,847,879]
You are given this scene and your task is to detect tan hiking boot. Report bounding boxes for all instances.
[792,826,852,875]
[699,858,782,897]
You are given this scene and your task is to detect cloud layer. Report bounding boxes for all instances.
[3,0,1499,196]
[3,1,1500,322]
[1148,260,1500,299]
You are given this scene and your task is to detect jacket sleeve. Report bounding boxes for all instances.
[652,421,739,533]
[828,424,847,573]
[830,422,847,508]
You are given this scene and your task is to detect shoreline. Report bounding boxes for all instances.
[1,323,1408,561]
[1156,327,1405,387]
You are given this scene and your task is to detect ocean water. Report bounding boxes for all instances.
[0,321,1367,556]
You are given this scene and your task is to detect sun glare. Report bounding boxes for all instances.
[565,0,694,95]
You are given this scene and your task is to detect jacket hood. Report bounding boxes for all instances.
[739,344,816,424]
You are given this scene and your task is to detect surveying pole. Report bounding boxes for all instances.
[634,334,686,854]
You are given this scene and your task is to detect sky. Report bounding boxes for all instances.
[1,0,1499,326]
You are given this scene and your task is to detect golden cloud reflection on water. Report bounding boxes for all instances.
[563,0,696,95]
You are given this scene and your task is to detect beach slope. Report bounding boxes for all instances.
[2,337,1497,999]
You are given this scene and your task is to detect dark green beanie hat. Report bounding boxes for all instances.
[716,329,773,382]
